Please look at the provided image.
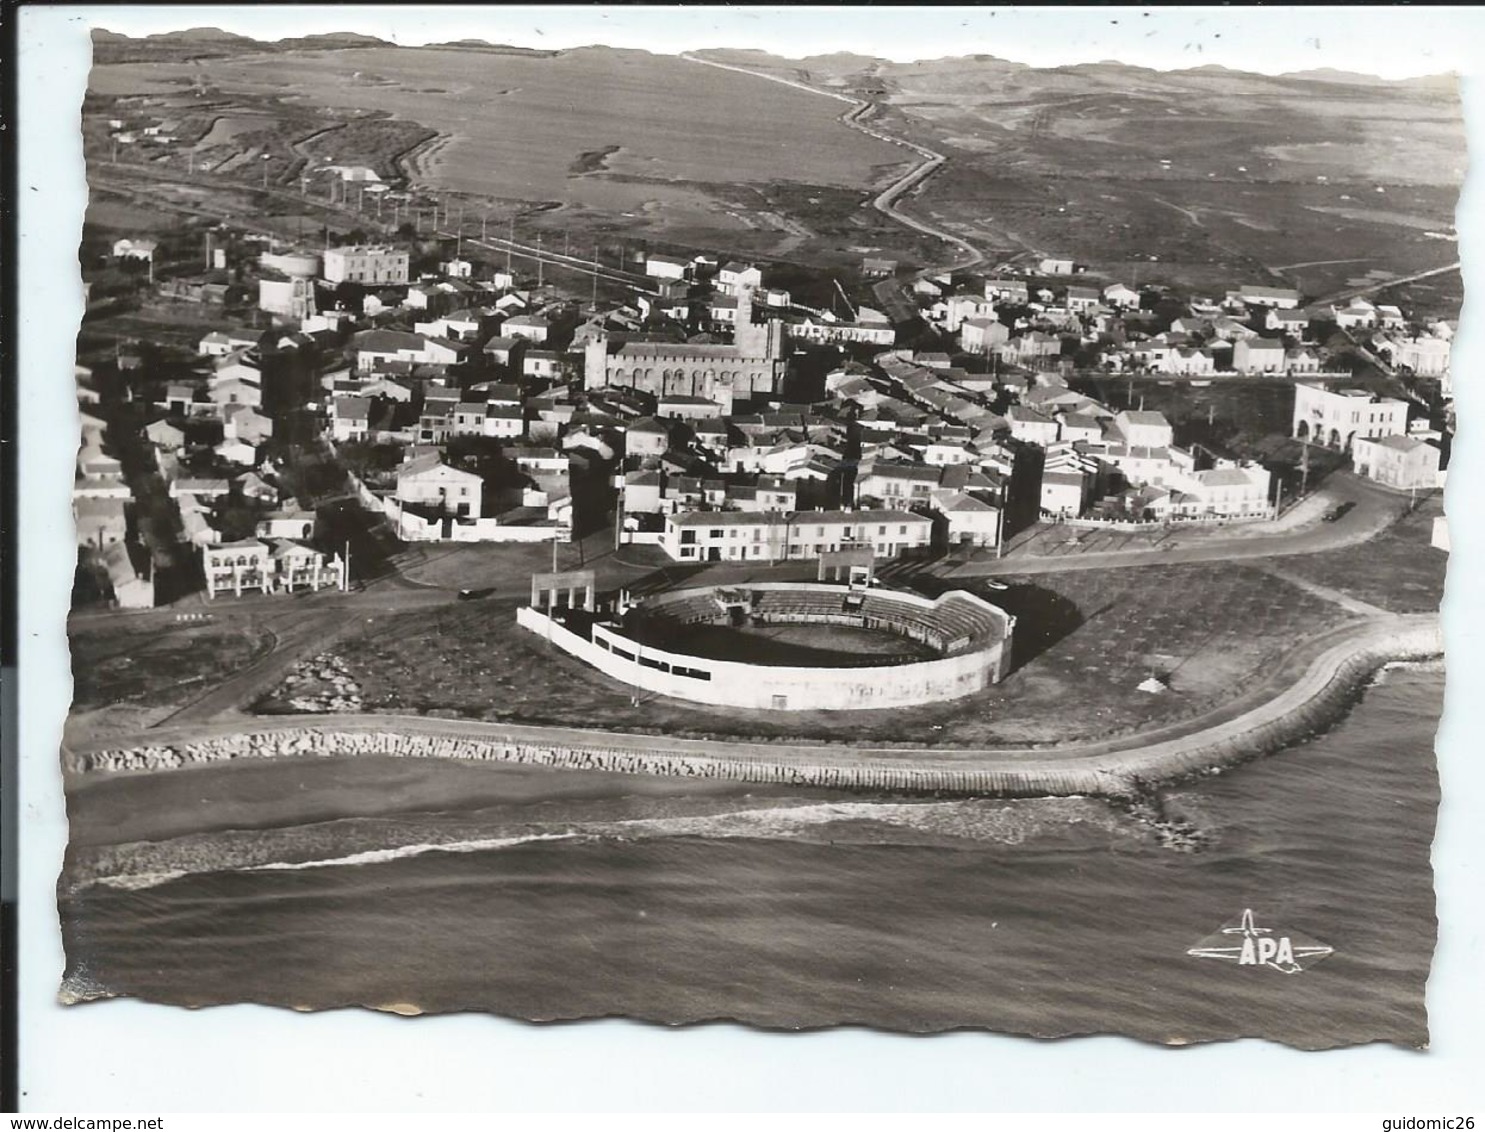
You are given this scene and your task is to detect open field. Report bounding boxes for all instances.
[698,49,1464,298]
[89,45,912,253]
[256,561,1355,748]
[87,39,1465,289]
[67,619,275,737]
[1276,495,1447,615]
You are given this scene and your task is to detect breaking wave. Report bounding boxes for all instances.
[68,795,1144,894]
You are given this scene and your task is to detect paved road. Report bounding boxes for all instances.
[70,615,1440,801]
[944,473,1406,580]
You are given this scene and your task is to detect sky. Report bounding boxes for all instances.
[58,4,1485,80]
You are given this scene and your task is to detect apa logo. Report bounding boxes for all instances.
[1186,908,1335,974]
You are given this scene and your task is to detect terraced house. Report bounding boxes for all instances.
[661,509,933,563]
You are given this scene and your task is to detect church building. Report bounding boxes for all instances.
[584,290,786,415]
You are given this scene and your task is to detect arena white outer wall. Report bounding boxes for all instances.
[518,584,1013,711]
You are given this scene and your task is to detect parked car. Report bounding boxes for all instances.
[1322,501,1355,523]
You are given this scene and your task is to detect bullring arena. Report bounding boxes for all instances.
[515,564,1015,712]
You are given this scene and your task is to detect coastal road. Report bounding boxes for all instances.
[70,613,1440,800]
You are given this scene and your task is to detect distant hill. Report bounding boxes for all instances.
[694,46,1454,93]
[90,26,392,63]
[275,32,394,51]
[423,39,557,56]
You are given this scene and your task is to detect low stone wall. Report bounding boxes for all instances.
[68,619,1442,800]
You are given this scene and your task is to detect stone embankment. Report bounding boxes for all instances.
[66,619,1442,800]
[271,653,364,713]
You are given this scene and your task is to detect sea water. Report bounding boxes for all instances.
[59,668,1442,1048]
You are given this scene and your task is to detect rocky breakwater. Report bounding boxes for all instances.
[266,653,364,713]
[67,617,1443,797]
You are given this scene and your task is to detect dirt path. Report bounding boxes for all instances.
[1253,564,1394,618]
[1315,261,1460,306]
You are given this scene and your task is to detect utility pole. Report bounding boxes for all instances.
[537,233,544,288]
[481,214,488,242]
[591,246,599,310]
[507,216,515,275]
[613,480,624,551]
[996,477,1010,558]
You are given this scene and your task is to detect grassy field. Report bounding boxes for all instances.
[695,48,1462,302]
[70,620,273,714]
[86,41,1464,294]
[260,561,1354,748]
[89,46,908,249]
[1274,495,1448,615]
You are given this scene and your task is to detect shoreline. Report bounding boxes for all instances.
[64,616,1442,800]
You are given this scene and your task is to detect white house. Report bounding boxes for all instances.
[322,245,409,286]
[1005,405,1059,447]
[1041,469,1089,517]
[482,405,526,440]
[644,254,691,281]
[330,397,373,443]
[1232,285,1301,309]
[502,314,550,344]
[960,318,1009,356]
[112,238,158,262]
[1293,384,1409,449]
[929,490,1001,547]
[1266,308,1311,336]
[1332,299,1378,329]
[717,261,764,296]
[661,509,932,564]
[1112,410,1174,449]
[1233,336,1286,374]
[396,454,483,518]
[1351,435,1441,491]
